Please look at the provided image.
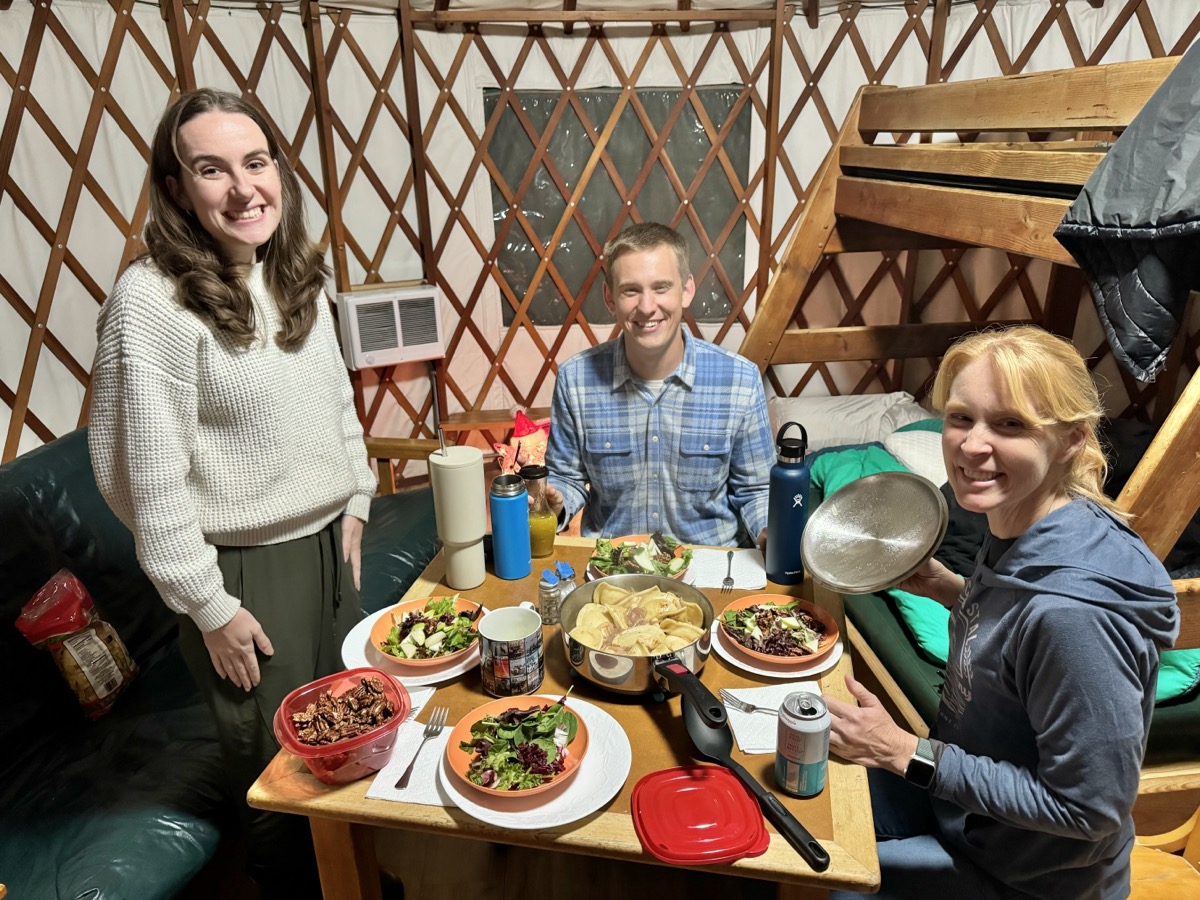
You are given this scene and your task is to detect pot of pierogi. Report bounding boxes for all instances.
[560,574,727,728]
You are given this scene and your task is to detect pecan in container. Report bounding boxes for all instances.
[273,667,411,784]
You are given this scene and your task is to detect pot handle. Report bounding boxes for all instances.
[726,757,831,872]
[652,658,727,728]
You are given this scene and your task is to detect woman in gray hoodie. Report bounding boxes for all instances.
[827,326,1178,899]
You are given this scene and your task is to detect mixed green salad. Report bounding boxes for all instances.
[588,532,692,577]
[459,695,580,791]
[379,596,479,660]
[721,601,827,658]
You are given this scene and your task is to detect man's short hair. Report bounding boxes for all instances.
[603,222,691,290]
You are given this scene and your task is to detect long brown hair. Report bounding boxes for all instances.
[145,88,328,349]
[932,325,1125,518]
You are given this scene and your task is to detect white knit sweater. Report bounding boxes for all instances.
[89,261,376,632]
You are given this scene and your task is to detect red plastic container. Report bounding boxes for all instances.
[632,765,769,865]
[273,667,410,785]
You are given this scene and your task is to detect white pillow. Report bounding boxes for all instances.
[883,429,948,487]
[766,392,930,452]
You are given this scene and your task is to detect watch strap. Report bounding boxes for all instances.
[904,737,937,788]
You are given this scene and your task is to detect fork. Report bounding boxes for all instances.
[395,705,449,789]
[719,688,778,716]
[720,550,735,594]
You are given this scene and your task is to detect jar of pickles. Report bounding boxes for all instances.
[519,464,557,558]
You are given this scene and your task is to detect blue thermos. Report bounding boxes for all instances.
[765,422,811,585]
[489,473,532,580]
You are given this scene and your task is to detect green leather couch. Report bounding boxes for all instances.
[0,428,437,899]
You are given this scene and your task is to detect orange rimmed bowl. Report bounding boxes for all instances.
[369,596,481,669]
[718,594,839,667]
[444,696,590,798]
[586,534,690,582]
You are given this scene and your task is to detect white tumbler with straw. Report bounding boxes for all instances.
[428,440,486,591]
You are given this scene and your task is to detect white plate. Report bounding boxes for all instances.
[437,696,632,830]
[342,606,489,687]
[709,620,844,680]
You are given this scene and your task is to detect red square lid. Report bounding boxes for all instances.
[632,765,769,865]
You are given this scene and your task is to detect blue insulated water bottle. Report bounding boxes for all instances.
[489,473,532,580]
[765,422,811,585]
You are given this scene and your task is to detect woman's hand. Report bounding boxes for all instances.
[203,607,274,691]
[897,557,964,608]
[826,674,918,776]
[342,514,364,590]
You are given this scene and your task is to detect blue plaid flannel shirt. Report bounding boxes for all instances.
[546,333,772,547]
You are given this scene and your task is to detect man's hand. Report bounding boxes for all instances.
[543,481,565,518]
[202,607,274,691]
[826,674,917,776]
[342,514,364,590]
[757,527,767,553]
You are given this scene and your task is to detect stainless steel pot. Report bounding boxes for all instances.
[558,573,726,728]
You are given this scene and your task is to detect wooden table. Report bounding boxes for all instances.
[248,537,880,900]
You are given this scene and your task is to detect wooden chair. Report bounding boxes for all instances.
[363,436,441,495]
[1132,804,1200,898]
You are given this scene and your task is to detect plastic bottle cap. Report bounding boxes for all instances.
[541,568,559,585]
[555,561,575,579]
[520,464,549,480]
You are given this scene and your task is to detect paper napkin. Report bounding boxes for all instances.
[689,548,767,590]
[366,721,454,806]
[723,681,819,754]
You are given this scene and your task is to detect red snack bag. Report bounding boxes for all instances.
[15,569,138,718]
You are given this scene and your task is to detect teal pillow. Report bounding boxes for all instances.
[886,588,950,663]
[1158,649,1200,704]
[884,589,1200,704]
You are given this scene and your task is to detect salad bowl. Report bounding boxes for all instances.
[445,695,590,798]
[586,533,691,582]
[369,596,481,668]
[718,594,839,667]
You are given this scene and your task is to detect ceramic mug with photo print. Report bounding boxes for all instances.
[479,602,544,697]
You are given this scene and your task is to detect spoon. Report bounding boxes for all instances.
[681,696,831,872]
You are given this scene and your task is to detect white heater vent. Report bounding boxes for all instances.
[335,284,445,370]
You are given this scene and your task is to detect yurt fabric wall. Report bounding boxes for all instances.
[1,0,1197,466]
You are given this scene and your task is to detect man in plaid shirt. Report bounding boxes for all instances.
[544,223,773,548]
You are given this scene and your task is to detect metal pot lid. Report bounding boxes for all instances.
[800,471,948,595]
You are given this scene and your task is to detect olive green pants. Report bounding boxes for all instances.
[178,518,360,896]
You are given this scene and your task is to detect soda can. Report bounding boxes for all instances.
[774,691,830,797]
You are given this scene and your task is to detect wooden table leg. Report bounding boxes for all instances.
[309,817,382,900]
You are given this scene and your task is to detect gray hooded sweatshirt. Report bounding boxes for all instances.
[928,498,1177,899]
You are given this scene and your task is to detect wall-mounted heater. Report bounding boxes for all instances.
[335,283,445,370]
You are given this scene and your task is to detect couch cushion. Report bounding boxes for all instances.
[0,428,178,742]
[360,486,439,616]
[0,646,228,900]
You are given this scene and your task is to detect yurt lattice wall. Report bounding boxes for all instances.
[1,0,1198,468]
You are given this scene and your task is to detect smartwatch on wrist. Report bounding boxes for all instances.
[904,737,937,789]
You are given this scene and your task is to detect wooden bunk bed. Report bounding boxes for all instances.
[740,56,1199,794]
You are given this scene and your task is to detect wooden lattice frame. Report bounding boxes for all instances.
[3,0,1200,466]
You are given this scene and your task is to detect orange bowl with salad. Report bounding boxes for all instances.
[718,595,839,666]
[369,596,481,668]
[586,533,692,582]
[445,695,589,797]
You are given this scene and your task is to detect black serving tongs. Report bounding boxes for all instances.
[681,696,831,872]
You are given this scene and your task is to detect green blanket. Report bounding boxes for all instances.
[810,443,1200,704]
